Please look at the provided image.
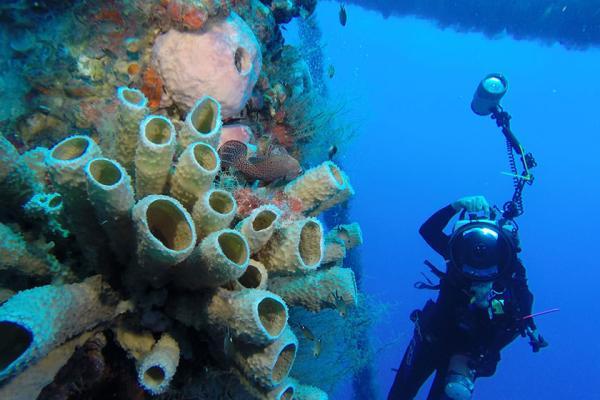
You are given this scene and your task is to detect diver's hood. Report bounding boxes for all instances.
[449,219,516,282]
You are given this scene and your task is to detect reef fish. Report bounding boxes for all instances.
[339,4,347,26]
[299,323,316,341]
[218,140,303,184]
[313,338,322,358]
[327,64,335,79]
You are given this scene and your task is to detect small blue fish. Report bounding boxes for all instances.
[339,4,347,26]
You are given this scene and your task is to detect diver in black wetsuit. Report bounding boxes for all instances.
[388,196,548,400]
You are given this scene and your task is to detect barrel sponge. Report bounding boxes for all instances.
[135,115,177,198]
[236,205,282,254]
[85,158,135,263]
[132,195,196,287]
[175,229,249,289]
[284,161,347,214]
[192,188,237,239]
[257,218,324,275]
[0,276,121,381]
[268,267,358,312]
[170,142,220,210]
[289,378,329,400]
[232,325,298,388]
[232,259,269,291]
[113,87,149,172]
[322,237,347,265]
[179,96,223,149]
[328,222,363,250]
[137,334,180,395]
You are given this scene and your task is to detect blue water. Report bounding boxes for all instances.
[288,3,600,398]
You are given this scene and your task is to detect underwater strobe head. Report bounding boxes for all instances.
[449,221,515,282]
[471,73,508,116]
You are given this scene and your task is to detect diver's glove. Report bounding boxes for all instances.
[451,195,490,215]
[526,327,549,352]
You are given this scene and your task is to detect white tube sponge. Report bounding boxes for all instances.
[170,142,220,210]
[136,333,180,395]
[179,96,223,149]
[232,325,298,388]
[284,161,348,215]
[288,378,329,400]
[169,288,288,346]
[175,229,249,289]
[192,188,237,239]
[232,259,269,291]
[0,276,122,381]
[256,218,324,275]
[135,115,177,199]
[328,222,363,250]
[85,158,135,264]
[268,267,358,312]
[132,195,196,287]
[112,87,149,173]
[236,205,282,254]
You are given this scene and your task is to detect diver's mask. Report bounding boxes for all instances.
[449,215,517,283]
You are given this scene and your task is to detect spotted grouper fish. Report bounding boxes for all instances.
[218,140,303,184]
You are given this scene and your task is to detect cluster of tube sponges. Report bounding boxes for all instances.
[0,87,361,399]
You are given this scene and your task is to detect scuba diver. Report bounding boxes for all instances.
[389,75,550,399]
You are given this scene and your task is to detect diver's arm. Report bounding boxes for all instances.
[418,204,458,258]
[512,260,535,329]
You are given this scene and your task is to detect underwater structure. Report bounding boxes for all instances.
[0,0,370,399]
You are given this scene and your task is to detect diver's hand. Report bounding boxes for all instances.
[451,195,490,215]
[527,328,549,352]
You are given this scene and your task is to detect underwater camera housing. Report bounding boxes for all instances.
[471,73,508,116]
[449,212,518,282]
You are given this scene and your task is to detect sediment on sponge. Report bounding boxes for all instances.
[169,287,288,346]
[131,195,196,287]
[136,333,180,395]
[236,204,282,254]
[192,188,237,239]
[175,228,249,289]
[257,218,324,275]
[269,267,358,312]
[170,141,220,210]
[135,115,177,199]
[179,96,223,149]
[0,276,122,381]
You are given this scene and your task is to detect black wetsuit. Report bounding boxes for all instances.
[388,205,536,400]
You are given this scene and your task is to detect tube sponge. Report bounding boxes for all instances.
[85,158,135,264]
[284,161,349,215]
[268,267,358,312]
[179,96,223,149]
[175,229,249,289]
[132,195,196,287]
[170,288,288,346]
[236,205,282,254]
[310,170,354,217]
[328,222,363,250]
[232,325,298,388]
[137,334,180,395]
[112,87,149,173]
[288,378,329,400]
[135,115,177,199]
[192,188,237,239]
[0,276,121,381]
[257,218,324,275]
[321,237,346,265]
[170,142,220,210]
[232,259,269,291]
[0,136,42,206]
[0,223,59,279]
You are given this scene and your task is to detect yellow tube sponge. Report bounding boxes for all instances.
[192,188,237,239]
[114,326,156,361]
[232,325,298,389]
[179,96,223,149]
[284,161,348,215]
[0,276,122,381]
[175,229,249,289]
[231,259,269,291]
[170,142,220,210]
[268,267,358,312]
[135,115,177,199]
[236,205,282,254]
[132,195,196,287]
[85,158,135,264]
[322,237,347,265]
[112,87,149,173]
[289,378,329,400]
[136,333,180,395]
[328,222,363,250]
[256,218,324,275]
[309,170,355,217]
[170,288,288,346]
